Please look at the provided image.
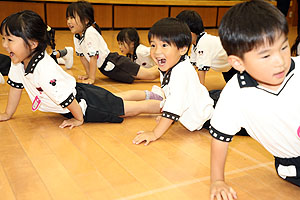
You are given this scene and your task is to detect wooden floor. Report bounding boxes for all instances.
[0,27,300,200]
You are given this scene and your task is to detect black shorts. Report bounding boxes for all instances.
[0,54,11,76]
[63,83,124,123]
[275,156,300,187]
[99,52,140,83]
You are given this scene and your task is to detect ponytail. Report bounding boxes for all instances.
[92,22,102,35]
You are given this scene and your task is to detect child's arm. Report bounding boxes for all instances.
[81,56,97,84]
[197,70,206,85]
[132,116,173,145]
[78,56,90,80]
[59,99,84,129]
[210,138,237,200]
[0,87,22,121]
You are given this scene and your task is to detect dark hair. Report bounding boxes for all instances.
[291,35,300,56]
[66,1,102,35]
[117,28,140,53]
[0,10,50,54]
[219,0,288,59]
[148,17,191,51]
[176,10,204,35]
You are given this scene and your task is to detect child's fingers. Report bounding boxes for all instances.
[133,134,146,145]
[137,130,144,134]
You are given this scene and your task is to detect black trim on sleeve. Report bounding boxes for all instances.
[209,126,233,142]
[198,66,210,71]
[162,111,180,121]
[60,93,75,108]
[87,51,99,57]
[76,52,84,57]
[7,78,24,89]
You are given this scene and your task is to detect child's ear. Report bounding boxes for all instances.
[228,55,245,72]
[179,46,188,55]
[29,40,38,50]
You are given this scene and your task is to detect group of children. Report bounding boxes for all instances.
[0,0,299,199]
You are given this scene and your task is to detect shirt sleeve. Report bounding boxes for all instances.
[210,77,243,142]
[74,36,84,56]
[194,41,212,71]
[85,30,101,57]
[161,68,188,121]
[7,62,24,89]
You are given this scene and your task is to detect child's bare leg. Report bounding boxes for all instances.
[122,100,161,117]
[114,90,146,101]
[134,66,159,80]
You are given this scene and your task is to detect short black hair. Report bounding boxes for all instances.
[219,0,288,59]
[148,17,191,50]
[176,10,204,35]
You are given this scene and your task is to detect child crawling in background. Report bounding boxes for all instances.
[0,10,162,128]
[117,27,157,69]
[132,17,214,145]
[67,1,159,84]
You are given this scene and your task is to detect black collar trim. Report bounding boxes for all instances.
[160,55,186,88]
[193,32,205,51]
[25,51,45,75]
[237,58,295,95]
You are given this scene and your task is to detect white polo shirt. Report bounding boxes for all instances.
[134,44,156,68]
[190,32,231,72]
[160,56,214,131]
[7,51,76,114]
[210,57,300,158]
[74,26,110,68]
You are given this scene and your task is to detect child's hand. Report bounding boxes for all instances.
[132,131,158,145]
[0,113,11,121]
[210,180,237,200]
[78,74,89,80]
[59,118,84,129]
[155,116,162,123]
[81,78,95,84]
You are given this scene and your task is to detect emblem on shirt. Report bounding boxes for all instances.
[49,79,57,86]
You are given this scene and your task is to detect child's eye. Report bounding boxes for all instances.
[162,43,168,47]
[281,45,288,50]
[151,44,155,48]
[261,55,270,59]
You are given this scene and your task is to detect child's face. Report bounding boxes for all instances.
[67,13,85,34]
[233,33,291,91]
[118,41,132,55]
[150,36,187,72]
[2,32,34,66]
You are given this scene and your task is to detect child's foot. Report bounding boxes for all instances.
[0,72,4,84]
[57,57,65,65]
[78,74,89,80]
[62,47,73,69]
[145,85,164,101]
[151,85,165,99]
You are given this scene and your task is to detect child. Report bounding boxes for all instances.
[0,53,10,84]
[47,25,74,69]
[176,10,235,85]
[117,28,157,69]
[67,1,158,84]
[0,10,161,128]
[209,1,300,199]
[132,17,214,145]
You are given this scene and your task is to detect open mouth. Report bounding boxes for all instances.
[9,52,14,58]
[157,58,166,65]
